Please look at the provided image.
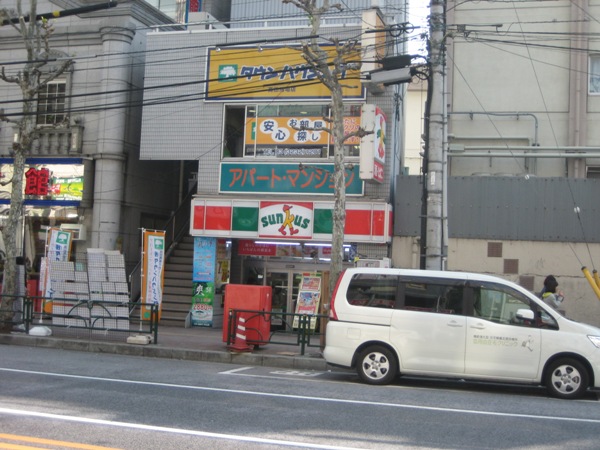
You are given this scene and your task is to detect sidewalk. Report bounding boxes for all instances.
[0,324,329,371]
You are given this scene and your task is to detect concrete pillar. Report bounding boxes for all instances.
[91,23,135,250]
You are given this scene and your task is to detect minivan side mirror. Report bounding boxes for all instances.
[516,309,535,321]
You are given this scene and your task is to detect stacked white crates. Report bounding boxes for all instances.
[48,249,130,331]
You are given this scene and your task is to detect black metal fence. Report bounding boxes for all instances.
[0,294,159,343]
[225,308,328,355]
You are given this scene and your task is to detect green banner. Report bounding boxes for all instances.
[220,162,363,195]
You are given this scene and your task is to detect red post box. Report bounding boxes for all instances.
[223,284,272,346]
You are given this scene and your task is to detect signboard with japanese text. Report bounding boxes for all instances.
[293,275,322,329]
[191,237,217,327]
[141,230,166,321]
[47,227,73,262]
[245,116,361,146]
[191,281,214,327]
[40,228,73,311]
[0,158,84,205]
[219,162,363,195]
[193,237,217,282]
[205,45,365,101]
[359,105,387,183]
[237,240,333,258]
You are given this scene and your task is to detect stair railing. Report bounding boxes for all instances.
[129,182,197,304]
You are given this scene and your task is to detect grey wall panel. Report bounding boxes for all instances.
[395,176,600,243]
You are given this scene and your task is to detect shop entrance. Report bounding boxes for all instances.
[266,271,305,329]
[242,260,329,330]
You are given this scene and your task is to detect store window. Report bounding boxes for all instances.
[37,80,67,126]
[222,104,362,159]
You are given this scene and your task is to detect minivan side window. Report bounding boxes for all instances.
[346,274,399,308]
[399,279,464,315]
[471,282,557,328]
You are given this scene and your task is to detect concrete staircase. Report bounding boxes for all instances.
[160,236,194,327]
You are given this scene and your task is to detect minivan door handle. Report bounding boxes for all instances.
[446,320,463,328]
[470,323,486,330]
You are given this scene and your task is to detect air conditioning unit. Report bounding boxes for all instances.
[355,257,391,268]
[59,224,87,241]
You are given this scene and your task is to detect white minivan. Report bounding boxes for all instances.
[323,268,600,399]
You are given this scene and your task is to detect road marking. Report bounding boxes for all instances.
[269,370,322,377]
[219,366,254,374]
[0,408,362,450]
[0,432,122,449]
[1,367,599,424]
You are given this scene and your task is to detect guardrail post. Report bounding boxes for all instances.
[152,303,159,344]
[300,314,307,355]
[24,296,32,334]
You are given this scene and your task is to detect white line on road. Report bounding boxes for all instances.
[219,366,254,374]
[0,407,363,450]
[1,367,599,424]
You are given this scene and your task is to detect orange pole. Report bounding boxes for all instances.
[582,267,600,301]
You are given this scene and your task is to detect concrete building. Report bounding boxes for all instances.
[140,1,410,323]
[394,1,600,325]
[0,0,183,273]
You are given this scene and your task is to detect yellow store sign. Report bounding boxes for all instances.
[205,45,365,101]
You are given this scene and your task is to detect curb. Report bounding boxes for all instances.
[0,333,329,371]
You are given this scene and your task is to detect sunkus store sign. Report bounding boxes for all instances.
[258,201,313,239]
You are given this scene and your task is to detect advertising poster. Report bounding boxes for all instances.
[191,237,217,327]
[141,230,166,320]
[191,281,214,327]
[293,275,321,329]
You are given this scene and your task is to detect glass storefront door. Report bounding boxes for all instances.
[266,270,305,330]
[242,258,330,330]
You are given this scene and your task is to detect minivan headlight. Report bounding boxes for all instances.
[588,336,600,348]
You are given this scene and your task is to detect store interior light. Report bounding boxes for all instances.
[255,241,300,246]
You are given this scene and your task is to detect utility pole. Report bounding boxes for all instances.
[425,0,447,270]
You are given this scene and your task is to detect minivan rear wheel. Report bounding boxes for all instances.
[545,358,589,399]
[356,345,398,385]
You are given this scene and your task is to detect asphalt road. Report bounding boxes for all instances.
[1,345,599,449]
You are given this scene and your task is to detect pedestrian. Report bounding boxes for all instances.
[541,275,566,314]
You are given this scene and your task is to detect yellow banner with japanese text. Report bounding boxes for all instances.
[205,45,365,101]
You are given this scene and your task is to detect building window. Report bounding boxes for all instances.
[589,55,600,94]
[37,80,67,126]
[587,166,600,178]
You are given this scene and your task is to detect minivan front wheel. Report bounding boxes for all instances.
[356,346,398,385]
[545,358,589,399]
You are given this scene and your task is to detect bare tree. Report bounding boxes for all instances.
[283,0,368,294]
[0,0,72,332]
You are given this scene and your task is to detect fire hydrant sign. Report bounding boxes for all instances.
[191,237,217,327]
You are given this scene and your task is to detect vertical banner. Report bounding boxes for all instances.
[41,228,73,313]
[47,227,73,262]
[191,237,217,327]
[141,230,166,321]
